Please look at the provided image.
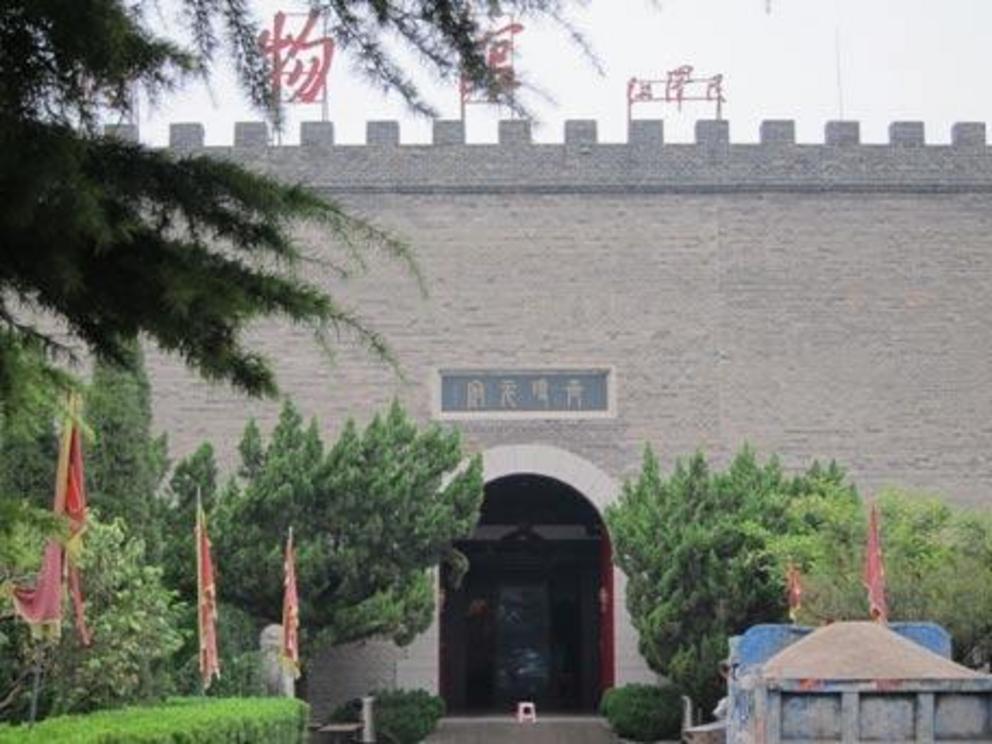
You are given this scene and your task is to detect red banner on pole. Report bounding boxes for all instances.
[459,20,524,119]
[786,563,803,623]
[863,503,888,623]
[196,497,220,689]
[11,395,90,645]
[65,421,91,646]
[12,541,64,638]
[281,527,301,679]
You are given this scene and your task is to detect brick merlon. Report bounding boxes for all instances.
[142,119,992,194]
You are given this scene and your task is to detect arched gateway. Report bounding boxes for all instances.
[441,473,611,711]
[395,445,655,712]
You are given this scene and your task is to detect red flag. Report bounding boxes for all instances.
[863,502,888,623]
[11,541,64,638]
[786,563,803,623]
[281,528,301,679]
[64,422,91,646]
[11,395,90,645]
[196,498,220,689]
[64,425,87,534]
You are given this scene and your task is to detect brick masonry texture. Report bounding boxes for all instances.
[143,118,992,705]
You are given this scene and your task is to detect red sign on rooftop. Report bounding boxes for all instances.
[459,20,524,119]
[627,64,725,124]
[259,10,335,106]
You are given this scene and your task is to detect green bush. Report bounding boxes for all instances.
[600,684,682,742]
[607,447,853,713]
[332,688,445,744]
[0,697,308,743]
[770,488,992,669]
[1,517,185,723]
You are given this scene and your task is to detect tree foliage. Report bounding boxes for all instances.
[332,688,445,744]
[85,348,169,560]
[49,518,185,715]
[0,337,78,442]
[158,445,267,701]
[2,0,396,419]
[160,443,220,604]
[606,446,856,715]
[211,400,483,647]
[1,517,184,722]
[0,0,587,425]
[299,0,593,117]
[599,684,683,742]
[0,353,179,722]
[0,399,62,590]
[0,0,588,567]
[769,488,992,668]
[172,602,266,699]
[0,412,58,515]
[0,501,59,723]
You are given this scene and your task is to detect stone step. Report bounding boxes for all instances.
[424,716,619,744]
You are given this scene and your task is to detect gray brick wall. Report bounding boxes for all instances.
[147,186,992,507]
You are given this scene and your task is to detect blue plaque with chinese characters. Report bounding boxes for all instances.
[440,370,609,414]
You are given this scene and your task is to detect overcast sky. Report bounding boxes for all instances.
[139,0,990,147]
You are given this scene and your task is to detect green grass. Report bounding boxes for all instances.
[0,696,308,743]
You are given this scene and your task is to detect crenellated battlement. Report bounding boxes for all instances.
[107,119,992,194]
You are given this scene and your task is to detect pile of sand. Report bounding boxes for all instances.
[761,621,988,681]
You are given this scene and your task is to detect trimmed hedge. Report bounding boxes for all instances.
[0,696,308,743]
[332,689,444,744]
[600,684,682,742]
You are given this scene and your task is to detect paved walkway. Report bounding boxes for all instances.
[425,716,620,744]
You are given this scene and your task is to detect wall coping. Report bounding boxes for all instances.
[120,119,992,194]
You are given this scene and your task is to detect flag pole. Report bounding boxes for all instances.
[196,486,220,692]
[281,525,301,688]
[195,486,204,697]
[27,659,41,726]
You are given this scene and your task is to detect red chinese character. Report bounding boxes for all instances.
[627,64,726,123]
[627,78,655,103]
[486,23,523,69]
[461,21,524,104]
[664,64,694,109]
[705,73,725,103]
[258,11,335,104]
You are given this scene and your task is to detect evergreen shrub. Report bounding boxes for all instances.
[332,688,445,744]
[606,447,853,712]
[600,684,682,742]
[0,697,308,743]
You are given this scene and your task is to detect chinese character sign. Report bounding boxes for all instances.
[460,21,524,115]
[441,370,609,414]
[258,11,335,104]
[627,64,725,122]
[664,64,695,108]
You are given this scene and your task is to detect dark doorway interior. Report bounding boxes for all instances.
[441,475,609,713]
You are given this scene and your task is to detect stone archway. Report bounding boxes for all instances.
[479,445,619,516]
[394,445,655,704]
